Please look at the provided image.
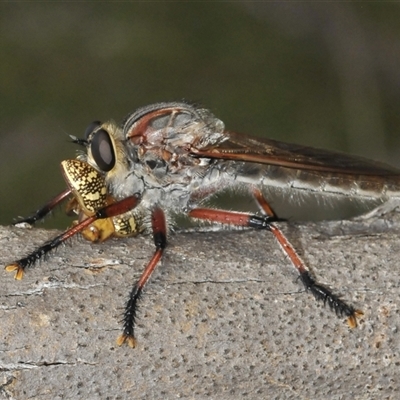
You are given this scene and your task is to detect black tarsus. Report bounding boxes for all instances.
[122,284,142,339]
[299,270,356,318]
[120,207,167,346]
[13,234,64,272]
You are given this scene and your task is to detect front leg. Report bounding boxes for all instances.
[6,195,140,280]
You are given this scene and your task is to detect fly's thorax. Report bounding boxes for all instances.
[121,103,227,186]
[115,141,221,204]
[122,102,226,151]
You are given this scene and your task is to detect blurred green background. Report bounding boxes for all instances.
[1,3,400,228]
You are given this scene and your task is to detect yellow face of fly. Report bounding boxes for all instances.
[61,159,138,241]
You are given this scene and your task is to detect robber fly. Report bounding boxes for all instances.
[6,101,400,348]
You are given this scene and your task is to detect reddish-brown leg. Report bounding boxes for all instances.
[189,189,362,328]
[5,194,140,280]
[117,207,167,348]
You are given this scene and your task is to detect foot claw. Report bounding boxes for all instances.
[5,264,24,280]
[116,334,137,348]
[347,310,364,328]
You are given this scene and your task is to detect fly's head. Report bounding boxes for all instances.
[79,120,144,199]
[61,159,139,241]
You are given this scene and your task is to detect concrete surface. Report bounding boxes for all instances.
[1,212,400,399]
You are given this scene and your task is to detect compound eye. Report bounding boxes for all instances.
[90,128,115,172]
[84,121,102,140]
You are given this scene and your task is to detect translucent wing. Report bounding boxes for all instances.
[192,131,400,178]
